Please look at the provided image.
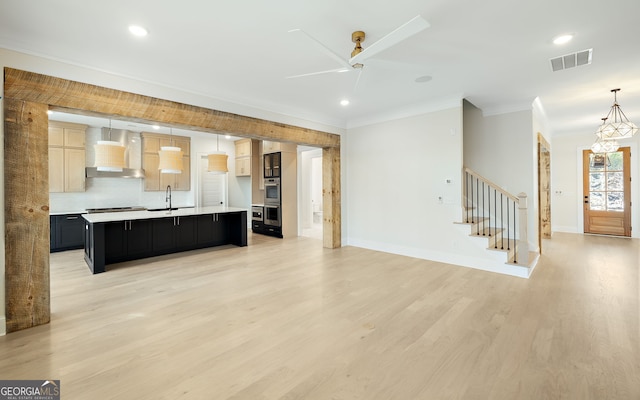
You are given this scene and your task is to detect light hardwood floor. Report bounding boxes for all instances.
[1,232,638,399]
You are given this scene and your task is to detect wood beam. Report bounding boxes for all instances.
[3,68,340,148]
[4,98,51,332]
[2,67,343,333]
[322,147,341,248]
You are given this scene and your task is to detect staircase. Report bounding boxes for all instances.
[455,167,539,278]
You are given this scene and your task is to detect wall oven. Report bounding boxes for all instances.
[264,178,281,205]
[264,205,281,227]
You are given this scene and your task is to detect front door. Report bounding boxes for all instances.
[583,147,631,236]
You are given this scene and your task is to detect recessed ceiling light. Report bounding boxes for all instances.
[225,135,231,139]
[340,99,350,106]
[129,25,148,37]
[553,34,573,45]
[46,110,53,115]
[415,75,433,83]
[152,125,160,130]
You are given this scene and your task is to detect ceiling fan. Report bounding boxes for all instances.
[287,15,430,88]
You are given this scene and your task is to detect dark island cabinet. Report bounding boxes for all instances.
[196,213,228,246]
[83,210,247,274]
[152,215,198,254]
[50,214,85,252]
[104,220,152,263]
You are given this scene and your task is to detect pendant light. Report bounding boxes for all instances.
[591,117,620,154]
[158,128,183,174]
[591,137,620,154]
[207,134,228,174]
[94,119,126,172]
[595,88,638,139]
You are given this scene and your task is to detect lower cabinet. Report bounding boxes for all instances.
[196,213,228,246]
[84,211,247,274]
[252,221,282,238]
[152,215,198,254]
[50,214,85,252]
[104,220,153,263]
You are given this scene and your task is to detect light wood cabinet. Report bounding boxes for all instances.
[141,132,191,191]
[64,148,86,192]
[234,138,252,177]
[262,140,281,154]
[235,157,251,176]
[49,121,87,193]
[49,147,64,192]
[235,139,251,157]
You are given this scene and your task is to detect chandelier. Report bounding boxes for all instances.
[595,88,637,139]
[591,117,620,154]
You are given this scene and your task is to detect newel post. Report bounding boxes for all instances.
[517,192,529,265]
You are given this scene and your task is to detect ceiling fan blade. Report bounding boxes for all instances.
[349,15,430,65]
[289,29,352,69]
[286,67,351,79]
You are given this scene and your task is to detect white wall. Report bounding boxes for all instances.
[345,107,471,264]
[551,132,639,237]
[463,101,538,249]
[298,148,322,231]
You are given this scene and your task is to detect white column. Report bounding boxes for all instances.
[517,192,529,265]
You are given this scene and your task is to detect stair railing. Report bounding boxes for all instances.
[463,167,528,264]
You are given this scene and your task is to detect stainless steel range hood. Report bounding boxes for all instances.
[86,128,145,178]
[85,166,145,178]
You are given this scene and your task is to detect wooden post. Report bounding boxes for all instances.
[517,192,529,265]
[4,99,50,332]
[322,147,341,249]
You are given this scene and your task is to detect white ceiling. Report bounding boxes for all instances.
[1,0,639,136]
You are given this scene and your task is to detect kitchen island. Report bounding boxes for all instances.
[82,206,247,274]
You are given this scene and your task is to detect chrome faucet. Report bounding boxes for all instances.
[165,185,172,209]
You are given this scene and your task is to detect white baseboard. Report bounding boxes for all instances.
[347,238,532,278]
[0,316,6,336]
[552,225,579,233]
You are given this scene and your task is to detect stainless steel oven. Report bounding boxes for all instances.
[251,205,263,222]
[264,205,281,227]
[264,178,281,205]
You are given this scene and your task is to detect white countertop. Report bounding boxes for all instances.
[82,206,247,223]
[50,210,86,216]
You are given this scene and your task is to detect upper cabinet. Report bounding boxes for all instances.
[262,140,281,154]
[49,121,87,193]
[141,132,191,191]
[235,138,252,177]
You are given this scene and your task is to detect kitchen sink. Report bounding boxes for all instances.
[147,207,179,212]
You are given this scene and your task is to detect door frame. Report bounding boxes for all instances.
[577,143,638,236]
[537,133,551,253]
[582,147,631,236]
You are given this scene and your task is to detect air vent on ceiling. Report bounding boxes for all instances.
[550,49,592,72]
